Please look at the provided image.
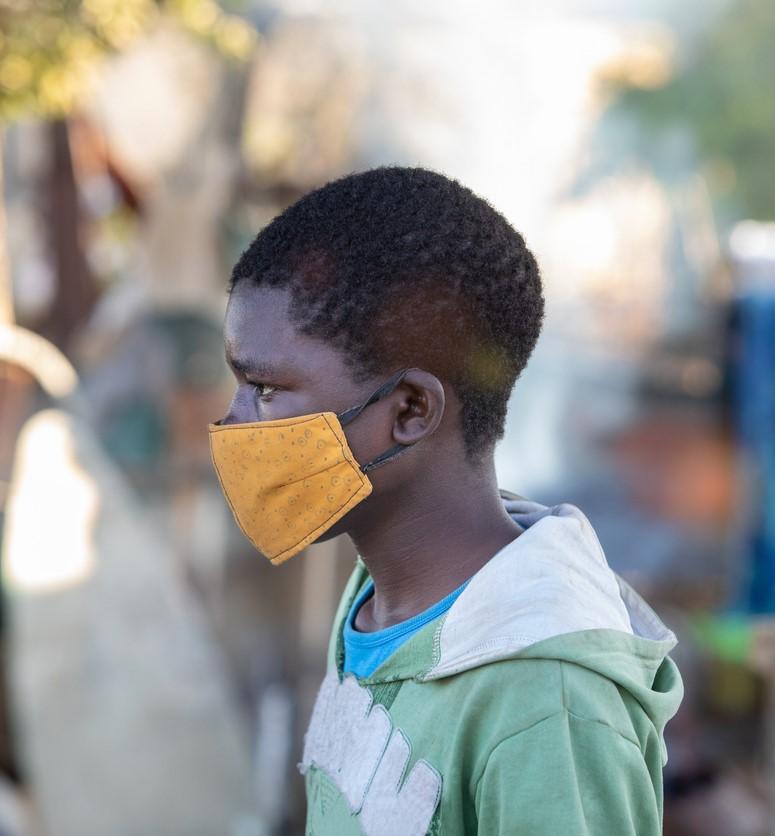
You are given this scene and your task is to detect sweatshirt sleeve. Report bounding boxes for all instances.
[474,710,662,835]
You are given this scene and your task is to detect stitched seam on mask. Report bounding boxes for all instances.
[320,412,368,485]
[270,459,360,492]
[209,414,333,432]
[209,443,265,552]
[275,490,368,560]
[275,484,369,561]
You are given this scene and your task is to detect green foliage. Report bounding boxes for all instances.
[0,0,257,119]
[614,0,775,221]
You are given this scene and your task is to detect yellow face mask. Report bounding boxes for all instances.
[208,368,414,565]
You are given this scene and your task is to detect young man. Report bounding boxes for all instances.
[209,166,683,834]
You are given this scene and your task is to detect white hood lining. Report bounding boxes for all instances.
[422,499,674,681]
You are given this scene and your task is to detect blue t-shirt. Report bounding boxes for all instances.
[343,577,471,678]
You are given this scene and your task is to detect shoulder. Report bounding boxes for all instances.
[438,655,650,762]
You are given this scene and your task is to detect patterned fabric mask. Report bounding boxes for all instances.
[208,368,414,565]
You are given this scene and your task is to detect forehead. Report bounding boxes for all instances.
[224,283,345,377]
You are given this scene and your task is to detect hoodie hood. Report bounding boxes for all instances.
[334,493,683,764]
[422,496,677,678]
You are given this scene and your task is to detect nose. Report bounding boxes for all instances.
[219,386,258,426]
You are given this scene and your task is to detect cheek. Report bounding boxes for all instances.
[261,391,328,421]
[223,389,326,425]
[340,416,382,467]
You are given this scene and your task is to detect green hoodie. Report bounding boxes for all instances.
[299,495,684,835]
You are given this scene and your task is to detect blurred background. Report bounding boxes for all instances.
[0,0,774,833]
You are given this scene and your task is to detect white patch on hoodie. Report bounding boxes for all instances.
[300,671,441,835]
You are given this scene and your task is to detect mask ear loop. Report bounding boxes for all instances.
[336,367,415,474]
[336,367,413,427]
[360,441,412,473]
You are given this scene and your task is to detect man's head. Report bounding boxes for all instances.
[226,165,545,472]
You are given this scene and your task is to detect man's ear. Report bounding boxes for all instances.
[391,369,445,445]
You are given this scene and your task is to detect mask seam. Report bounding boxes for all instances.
[208,413,335,432]
[267,459,363,493]
[208,441,264,553]
[271,483,370,564]
[319,412,365,475]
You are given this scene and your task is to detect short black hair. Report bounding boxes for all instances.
[230,165,545,463]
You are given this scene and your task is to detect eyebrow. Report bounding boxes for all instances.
[225,354,284,379]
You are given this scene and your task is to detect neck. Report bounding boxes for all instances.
[347,460,523,632]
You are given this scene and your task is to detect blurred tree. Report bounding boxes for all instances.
[0,0,256,119]
[602,0,775,225]
[0,0,257,350]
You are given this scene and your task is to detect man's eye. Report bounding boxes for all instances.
[252,382,277,399]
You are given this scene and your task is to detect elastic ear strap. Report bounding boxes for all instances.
[361,442,410,473]
[337,367,413,427]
